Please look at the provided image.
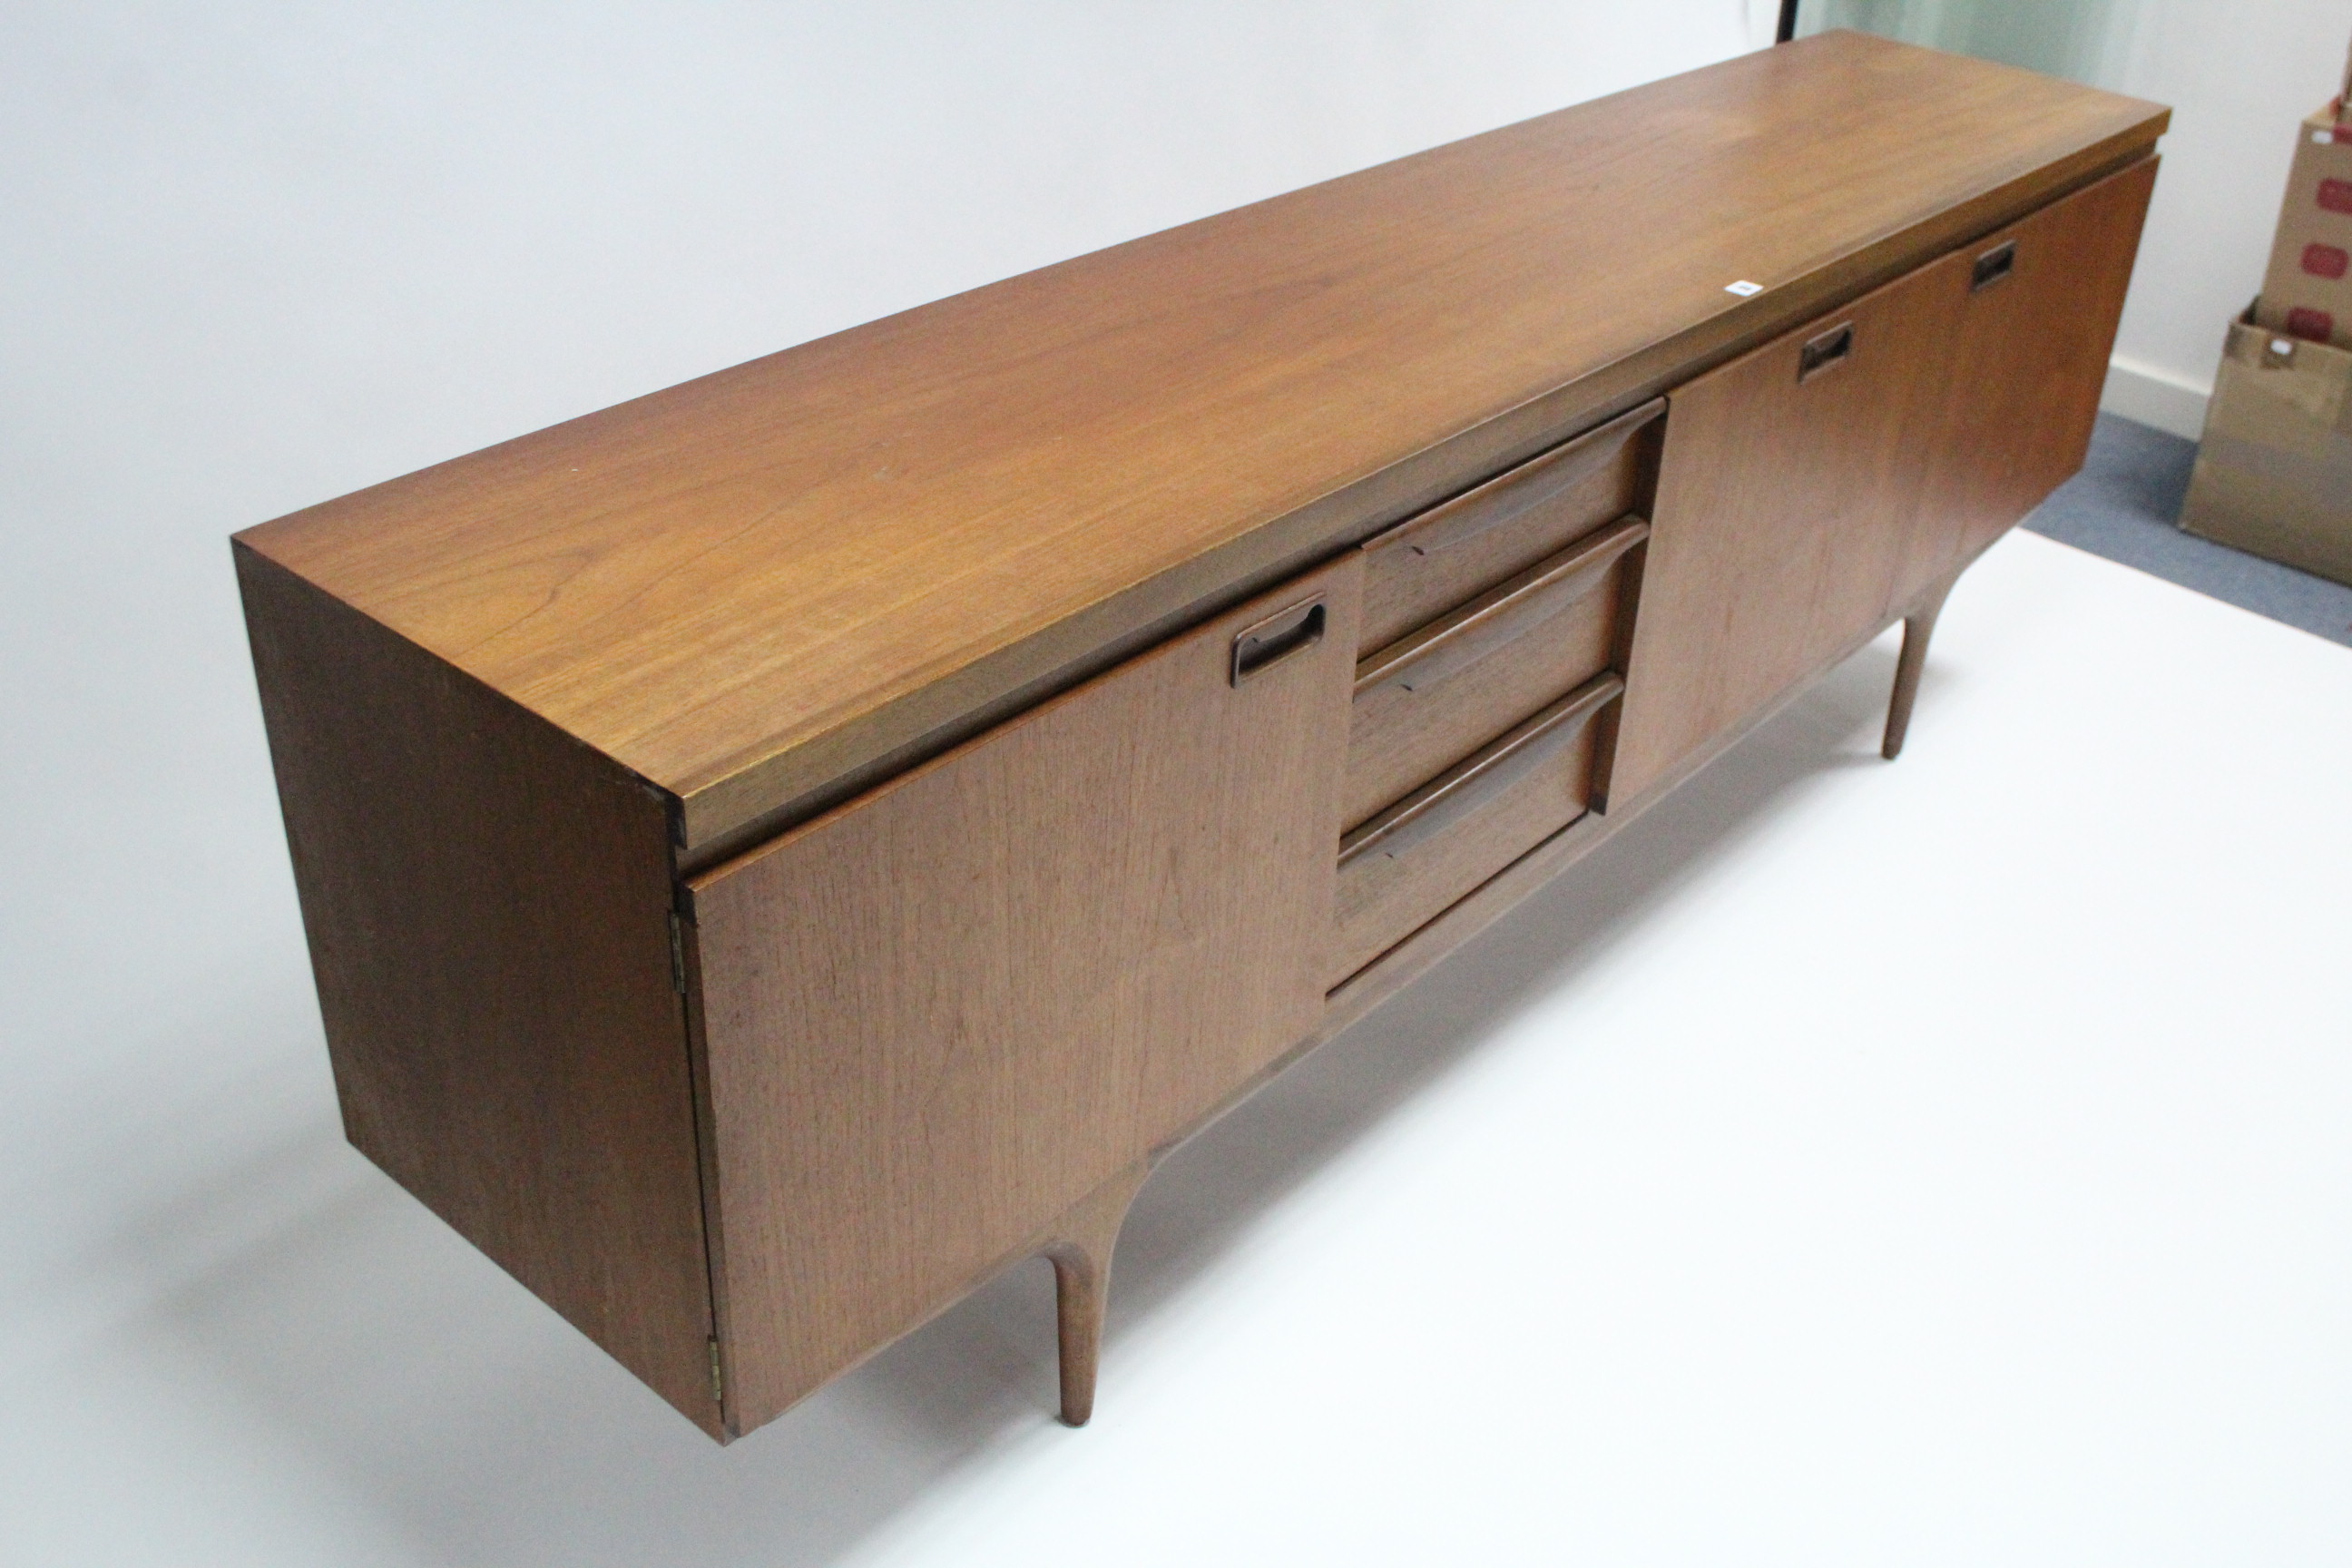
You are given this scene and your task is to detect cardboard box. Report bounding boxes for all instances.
[2180,308,2352,587]
[2253,94,2352,349]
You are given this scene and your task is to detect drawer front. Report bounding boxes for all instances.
[691,555,1360,1433]
[1345,515,1645,829]
[1329,673,1621,986]
[1359,399,1662,655]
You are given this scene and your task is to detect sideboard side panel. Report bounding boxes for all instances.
[693,556,1360,1435]
[234,545,721,1436]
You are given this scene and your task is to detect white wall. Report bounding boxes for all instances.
[0,0,1775,1321]
[2094,0,2352,436]
[1803,0,2352,439]
[1,1,1772,560]
[0,0,1765,1028]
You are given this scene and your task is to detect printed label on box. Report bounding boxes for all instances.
[2257,104,2352,350]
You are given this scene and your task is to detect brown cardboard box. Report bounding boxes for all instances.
[2180,308,2352,586]
[2254,103,2352,348]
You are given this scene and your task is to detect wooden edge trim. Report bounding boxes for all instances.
[676,132,2165,860]
[1354,515,1649,693]
[1320,593,1938,1033]
[1338,671,1624,868]
[1131,592,1916,1173]
[694,1147,1171,1435]
[1361,398,1667,562]
[671,912,738,1441]
[233,541,724,1437]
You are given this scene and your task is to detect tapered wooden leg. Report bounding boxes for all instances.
[1883,573,1959,760]
[1043,1159,1151,1426]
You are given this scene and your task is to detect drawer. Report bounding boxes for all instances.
[1329,672,1622,986]
[1359,397,1661,655]
[1345,515,1645,830]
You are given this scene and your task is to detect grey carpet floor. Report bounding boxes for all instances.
[2024,413,2352,650]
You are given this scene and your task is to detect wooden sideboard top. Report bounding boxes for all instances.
[235,31,2164,856]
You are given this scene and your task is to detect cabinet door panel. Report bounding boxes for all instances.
[691,555,1359,1434]
[1891,157,2159,606]
[1611,250,1968,802]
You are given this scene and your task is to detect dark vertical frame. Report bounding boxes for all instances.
[1777,0,1801,43]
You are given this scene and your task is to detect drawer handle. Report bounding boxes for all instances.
[1230,595,1328,685]
[1798,321,1854,383]
[1338,671,1622,869]
[1371,398,1664,559]
[1971,239,2017,293]
[1356,515,1647,698]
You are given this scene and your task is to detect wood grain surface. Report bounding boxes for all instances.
[1610,242,1977,803]
[1044,1161,1152,1428]
[1330,676,1615,986]
[1319,585,1931,1045]
[1345,522,1638,829]
[1336,169,2158,1034]
[1882,569,1959,761]
[689,557,1359,1435]
[233,33,2165,855]
[233,545,721,1436]
[1896,157,2159,603]
[1357,401,1656,656]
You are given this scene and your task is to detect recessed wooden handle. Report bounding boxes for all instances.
[1338,671,1622,868]
[1798,321,1854,382]
[1373,398,1665,559]
[1356,515,1647,697]
[1230,595,1328,685]
[1971,239,2017,293]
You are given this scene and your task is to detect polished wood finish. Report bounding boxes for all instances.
[1346,519,1642,829]
[1318,602,1907,1048]
[233,41,2166,1447]
[1045,1161,1152,1427]
[1612,246,1975,802]
[1896,157,2160,602]
[1320,141,2150,1030]
[233,34,2165,858]
[1357,402,1658,656]
[1613,157,2157,803]
[1882,571,1959,761]
[688,559,1358,1432]
[232,545,721,1436]
[1331,675,1619,986]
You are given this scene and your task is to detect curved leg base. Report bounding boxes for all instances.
[1043,1159,1151,1426]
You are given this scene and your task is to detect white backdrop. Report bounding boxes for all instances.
[0,0,1768,1041]
[7,7,2351,1567]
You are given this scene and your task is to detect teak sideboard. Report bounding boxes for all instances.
[234,33,2166,1442]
